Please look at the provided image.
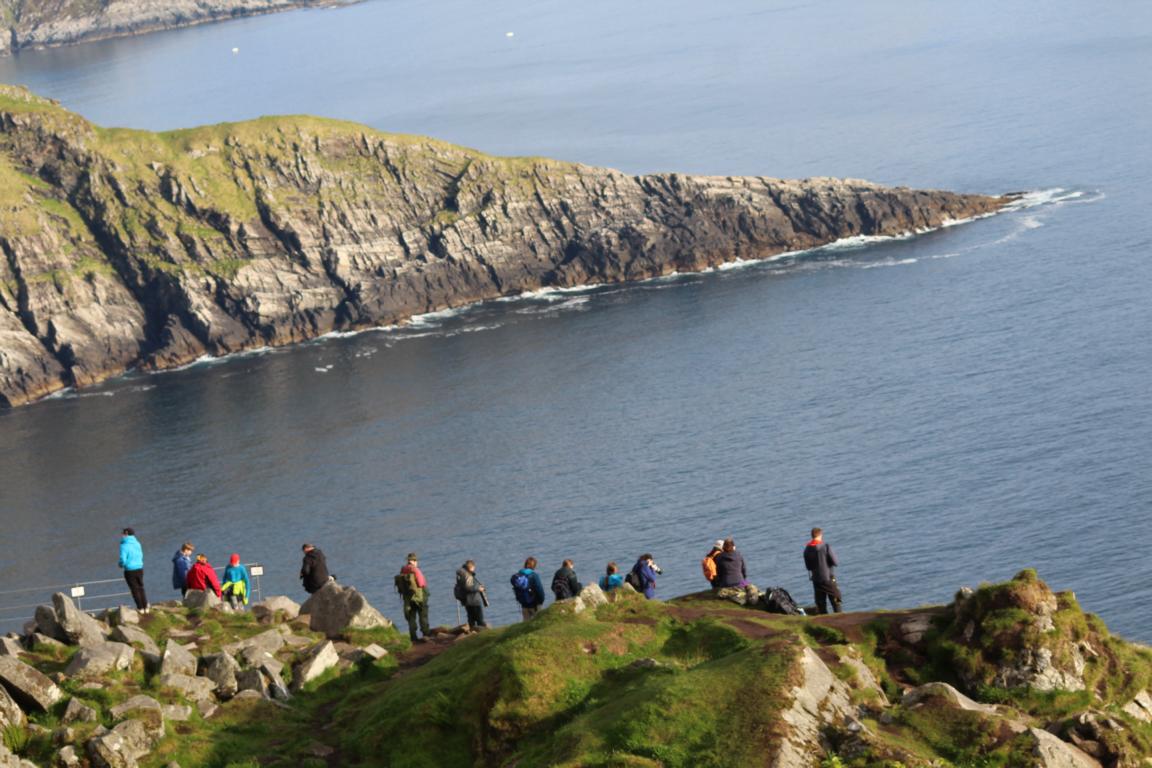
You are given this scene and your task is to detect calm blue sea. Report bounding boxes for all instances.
[1,0,1150,638]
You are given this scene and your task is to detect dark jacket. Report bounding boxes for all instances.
[713,550,747,589]
[804,541,839,584]
[171,551,193,590]
[300,548,330,594]
[551,566,582,600]
[631,559,658,600]
[455,568,485,608]
[516,568,546,608]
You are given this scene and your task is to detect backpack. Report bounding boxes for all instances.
[551,571,573,600]
[394,571,418,599]
[762,587,804,616]
[454,573,467,603]
[510,572,534,607]
[624,569,644,592]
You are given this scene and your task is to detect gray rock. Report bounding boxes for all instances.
[232,689,265,702]
[223,628,285,659]
[158,673,216,702]
[360,643,388,660]
[896,613,936,645]
[0,638,24,657]
[0,685,26,729]
[109,625,158,655]
[55,745,82,768]
[86,716,158,768]
[1122,689,1152,723]
[768,647,855,768]
[198,652,241,699]
[196,698,218,719]
[235,668,267,697]
[0,655,65,712]
[64,641,135,677]
[159,640,197,678]
[300,582,391,637]
[251,596,301,623]
[35,604,67,642]
[574,583,608,613]
[52,593,108,646]
[106,607,140,627]
[182,590,221,611]
[290,641,339,692]
[109,694,162,720]
[161,704,192,722]
[28,633,67,652]
[53,725,75,746]
[1029,727,1102,768]
[62,697,99,724]
[261,660,291,701]
[902,682,1000,715]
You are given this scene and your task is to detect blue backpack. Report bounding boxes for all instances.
[511,571,534,606]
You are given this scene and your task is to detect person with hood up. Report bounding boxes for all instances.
[396,553,431,643]
[510,557,546,620]
[629,554,660,600]
[701,540,724,589]
[551,559,582,601]
[299,544,331,595]
[713,538,747,589]
[186,553,223,598]
[454,560,487,632]
[171,541,194,597]
[119,528,149,613]
[221,554,251,609]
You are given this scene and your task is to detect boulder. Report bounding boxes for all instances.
[52,593,108,646]
[769,646,855,767]
[198,652,240,699]
[0,655,65,712]
[0,638,24,657]
[161,704,192,722]
[182,590,221,610]
[55,745,82,767]
[35,604,67,642]
[262,661,291,702]
[109,625,158,656]
[64,641,135,677]
[86,717,157,768]
[109,694,162,720]
[1122,690,1152,723]
[896,613,936,645]
[235,668,267,697]
[62,697,98,724]
[1029,727,1102,768]
[159,640,197,678]
[251,596,301,623]
[577,583,608,611]
[902,682,1000,715]
[0,743,37,768]
[158,673,216,702]
[223,628,285,659]
[290,641,339,692]
[360,644,388,661]
[106,607,140,627]
[28,633,67,652]
[0,685,25,730]
[300,582,390,637]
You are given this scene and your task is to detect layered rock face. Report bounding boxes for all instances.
[0,85,1008,406]
[0,0,351,54]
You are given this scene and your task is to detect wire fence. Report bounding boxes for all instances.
[0,564,264,633]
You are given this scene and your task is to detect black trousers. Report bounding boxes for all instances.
[465,604,486,629]
[124,569,148,610]
[813,579,842,615]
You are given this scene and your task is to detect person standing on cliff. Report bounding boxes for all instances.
[119,528,149,613]
[511,557,546,620]
[550,559,582,601]
[299,543,331,595]
[171,541,194,597]
[803,527,842,614]
[454,560,487,632]
[397,553,431,643]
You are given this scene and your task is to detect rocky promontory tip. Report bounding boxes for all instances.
[0,0,356,56]
[0,84,1009,407]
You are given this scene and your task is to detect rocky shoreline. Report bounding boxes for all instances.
[0,84,1010,407]
[0,1,355,56]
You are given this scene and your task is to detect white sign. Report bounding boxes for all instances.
[70,586,86,598]
[250,566,264,576]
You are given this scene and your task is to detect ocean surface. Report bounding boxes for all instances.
[1,0,1150,638]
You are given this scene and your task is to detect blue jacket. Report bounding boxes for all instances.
[119,536,144,571]
[600,573,625,591]
[171,551,193,590]
[519,568,546,608]
[632,559,658,600]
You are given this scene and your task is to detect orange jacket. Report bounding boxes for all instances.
[702,552,719,583]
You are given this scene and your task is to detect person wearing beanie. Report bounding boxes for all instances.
[222,553,251,609]
[118,527,149,613]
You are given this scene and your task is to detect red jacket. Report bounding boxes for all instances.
[186,561,222,597]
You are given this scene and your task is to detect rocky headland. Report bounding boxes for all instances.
[0,570,1149,767]
[0,0,353,56]
[0,84,1009,407]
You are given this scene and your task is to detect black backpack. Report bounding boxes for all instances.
[762,587,804,616]
[454,572,467,603]
[624,569,644,592]
[551,571,573,600]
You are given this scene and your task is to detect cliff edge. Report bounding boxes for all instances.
[0,0,352,55]
[0,85,1008,407]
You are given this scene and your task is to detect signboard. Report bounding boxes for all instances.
[70,586,86,598]
[250,566,264,576]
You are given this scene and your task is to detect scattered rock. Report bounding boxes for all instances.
[0,655,65,712]
[109,625,159,655]
[161,704,192,722]
[55,745,82,768]
[1029,727,1102,768]
[902,682,1000,715]
[159,640,197,678]
[360,643,388,660]
[109,694,162,720]
[52,725,75,746]
[235,668,267,697]
[0,638,24,657]
[105,607,140,627]
[896,613,935,645]
[300,582,391,637]
[64,641,135,677]
[223,628,284,658]
[62,697,98,724]
[291,641,339,692]
[182,590,221,611]
[251,596,301,623]
[0,685,26,729]
[261,660,291,702]
[52,593,108,646]
[196,699,218,720]
[1122,690,1152,723]
[198,652,241,699]
[87,716,158,768]
[232,689,266,702]
[158,673,216,702]
[27,633,67,652]
[34,604,67,643]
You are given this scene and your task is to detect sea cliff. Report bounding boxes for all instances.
[0,85,1008,407]
[0,0,352,55]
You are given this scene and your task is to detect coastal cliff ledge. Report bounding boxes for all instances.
[0,0,354,56]
[0,84,1009,407]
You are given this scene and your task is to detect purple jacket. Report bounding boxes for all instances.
[632,560,658,599]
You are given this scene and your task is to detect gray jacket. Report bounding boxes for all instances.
[804,541,839,584]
